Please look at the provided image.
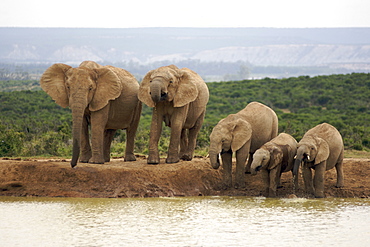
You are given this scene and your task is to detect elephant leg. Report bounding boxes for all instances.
[103,129,116,162]
[235,145,249,189]
[148,107,162,164]
[261,169,270,197]
[313,162,326,198]
[245,152,253,174]
[302,164,315,197]
[269,167,281,197]
[180,111,205,161]
[179,129,188,160]
[166,106,188,164]
[221,150,233,189]
[124,104,141,162]
[80,115,92,163]
[89,107,109,164]
[335,157,344,188]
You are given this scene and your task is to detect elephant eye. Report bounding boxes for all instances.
[89,86,93,91]
[169,80,173,83]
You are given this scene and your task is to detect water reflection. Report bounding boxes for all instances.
[1,196,369,247]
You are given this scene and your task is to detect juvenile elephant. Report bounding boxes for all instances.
[138,65,209,164]
[40,61,142,168]
[250,133,298,197]
[209,102,278,188]
[293,123,344,198]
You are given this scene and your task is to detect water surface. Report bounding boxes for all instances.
[1,196,369,246]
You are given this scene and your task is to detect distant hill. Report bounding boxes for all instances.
[1,27,370,80]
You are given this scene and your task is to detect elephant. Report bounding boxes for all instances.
[293,123,344,198]
[209,102,278,189]
[138,65,209,164]
[40,61,142,168]
[250,133,298,197]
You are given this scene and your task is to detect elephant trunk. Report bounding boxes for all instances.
[150,80,167,103]
[293,149,305,176]
[293,158,301,176]
[250,161,260,176]
[70,101,87,168]
[209,142,221,169]
[209,152,220,169]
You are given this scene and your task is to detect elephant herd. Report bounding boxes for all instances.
[40,61,344,198]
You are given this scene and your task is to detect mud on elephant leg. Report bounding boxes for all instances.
[221,151,233,189]
[313,163,326,198]
[179,129,189,160]
[103,129,116,163]
[181,111,205,161]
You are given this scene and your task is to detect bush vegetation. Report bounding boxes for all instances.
[0,73,369,158]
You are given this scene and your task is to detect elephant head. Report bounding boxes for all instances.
[40,62,122,167]
[250,145,284,175]
[293,136,329,175]
[138,65,198,107]
[209,114,252,169]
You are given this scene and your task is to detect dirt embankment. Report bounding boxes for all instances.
[0,157,369,198]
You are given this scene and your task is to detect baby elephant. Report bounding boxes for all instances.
[250,133,298,197]
[293,123,344,198]
[209,102,278,189]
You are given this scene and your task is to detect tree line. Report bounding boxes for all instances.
[0,73,369,157]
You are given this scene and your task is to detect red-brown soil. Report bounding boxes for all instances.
[0,157,369,198]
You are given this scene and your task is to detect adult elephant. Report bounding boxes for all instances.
[250,133,298,197]
[40,61,142,168]
[209,102,278,188]
[138,65,209,164]
[293,123,344,198]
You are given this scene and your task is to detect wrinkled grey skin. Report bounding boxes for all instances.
[209,102,278,189]
[41,61,142,168]
[138,65,209,164]
[293,123,344,198]
[250,133,298,197]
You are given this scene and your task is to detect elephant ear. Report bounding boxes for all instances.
[89,67,122,112]
[231,118,252,152]
[268,146,283,170]
[173,68,198,107]
[138,70,155,107]
[314,137,330,165]
[40,63,72,108]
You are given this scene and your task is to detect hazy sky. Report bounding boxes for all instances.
[0,0,369,28]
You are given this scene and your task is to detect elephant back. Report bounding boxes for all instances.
[238,102,278,152]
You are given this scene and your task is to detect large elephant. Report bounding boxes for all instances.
[40,61,142,168]
[293,123,344,198]
[138,65,209,164]
[209,102,278,188]
[250,133,298,197]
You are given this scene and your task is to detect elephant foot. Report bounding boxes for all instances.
[80,155,91,163]
[180,154,193,161]
[124,154,137,162]
[89,157,105,164]
[147,155,160,164]
[315,191,325,198]
[166,157,180,164]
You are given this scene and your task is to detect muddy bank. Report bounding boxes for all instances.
[0,157,369,198]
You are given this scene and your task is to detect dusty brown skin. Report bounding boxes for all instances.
[40,61,142,168]
[0,157,368,198]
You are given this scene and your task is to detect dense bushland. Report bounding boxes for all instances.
[0,73,369,157]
